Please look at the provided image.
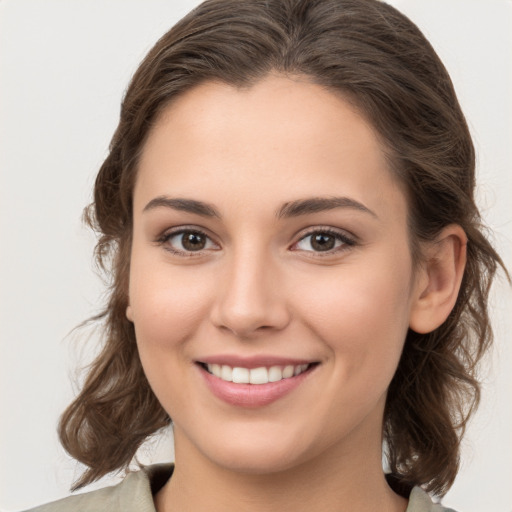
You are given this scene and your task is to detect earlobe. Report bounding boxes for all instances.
[409,225,467,334]
[126,305,134,323]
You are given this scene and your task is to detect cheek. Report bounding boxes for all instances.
[294,255,413,389]
[128,255,215,352]
[128,258,218,415]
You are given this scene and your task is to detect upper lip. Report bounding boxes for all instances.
[197,354,317,369]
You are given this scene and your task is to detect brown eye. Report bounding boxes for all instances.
[310,233,336,251]
[294,229,356,254]
[161,229,218,255]
[181,232,207,251]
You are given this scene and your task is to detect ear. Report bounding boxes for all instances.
[126,304,134,323]
[409,224,467,334]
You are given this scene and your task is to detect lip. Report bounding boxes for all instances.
[197,354,314,369]
[197,360,317,408]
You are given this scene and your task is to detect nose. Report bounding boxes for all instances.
[210,248,291,339]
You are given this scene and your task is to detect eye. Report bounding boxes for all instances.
[158,228,218,255]
[293,229,356,254]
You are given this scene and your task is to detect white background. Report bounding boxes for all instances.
[0,1,510,511]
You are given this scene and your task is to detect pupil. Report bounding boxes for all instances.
[312,233,335,251]
[182,232,205,251]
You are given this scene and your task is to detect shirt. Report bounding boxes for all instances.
[23,463,457,512]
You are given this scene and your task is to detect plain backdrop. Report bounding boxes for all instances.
[0,1,511,511]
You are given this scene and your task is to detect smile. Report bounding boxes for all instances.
[203,363,311,384]
[197,359,318,407]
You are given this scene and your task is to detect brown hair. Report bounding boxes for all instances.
[58,0,506,496]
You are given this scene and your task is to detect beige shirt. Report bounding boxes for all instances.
[24,464,457,512]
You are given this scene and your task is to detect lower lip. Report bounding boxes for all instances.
[198,365,315,407]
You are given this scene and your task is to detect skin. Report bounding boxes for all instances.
[126,75,466,512]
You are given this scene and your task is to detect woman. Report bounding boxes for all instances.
[21,0,507,511]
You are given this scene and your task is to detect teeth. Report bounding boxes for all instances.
[205,363,310,384]
[268,366,283,382]
[220,365,232,382]
[232,367,250,383]
[282,365,294,378]
[211,364,222,378]
[249,367,268,384]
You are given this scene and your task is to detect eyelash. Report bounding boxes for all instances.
[156,226,357,258]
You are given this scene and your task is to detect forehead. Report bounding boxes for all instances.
[135,75,407,225]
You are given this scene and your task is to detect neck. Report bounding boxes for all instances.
[155,429,407,512]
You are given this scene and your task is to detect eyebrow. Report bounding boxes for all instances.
[143,195,377,219]
[277,196,377,219]
[143,197,221,218]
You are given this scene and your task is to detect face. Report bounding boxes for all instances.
[127,75,423,474]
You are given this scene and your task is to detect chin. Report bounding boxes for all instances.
[190,426,316,475]
[208,447,303,475]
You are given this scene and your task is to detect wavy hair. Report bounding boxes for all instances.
[58,0,506,496]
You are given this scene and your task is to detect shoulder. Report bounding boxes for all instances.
[407,487,458,512]
[23,466,458,512]
[21,464,174,512]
